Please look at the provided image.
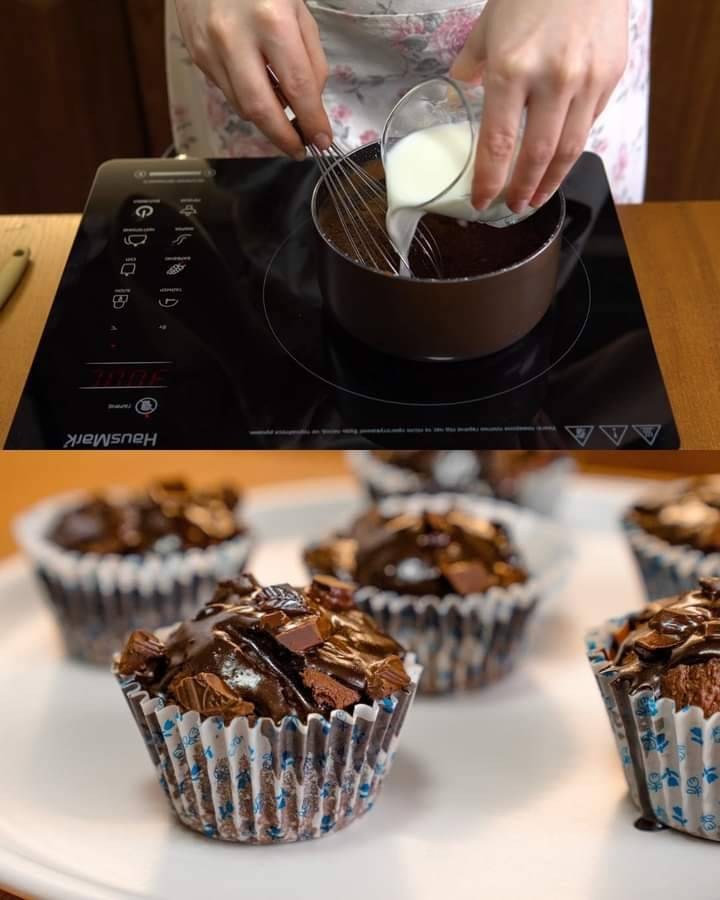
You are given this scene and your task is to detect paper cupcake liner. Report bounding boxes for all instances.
[14,491,253,665]
[346,451,574,517]
[587,615,720,841]
[116,654,422,843]
[318,493,572,694]
[620,517,720,603]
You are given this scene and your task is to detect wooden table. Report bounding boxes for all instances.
[2,204,720,448]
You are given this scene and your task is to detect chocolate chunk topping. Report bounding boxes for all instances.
[442,560,497,596]
[366,655,411,699]
[51,478,245,555]
[256,584,309,616]
[304,506,527,597]
[602,580,720,718]
[301,668,361,710]
[628,477,720,553]
[700,577,720,600]
[117,575,409,724]
[171,672,255,719]
[117,629,167,680]
[275,613,332,652]
[307,574,356,611]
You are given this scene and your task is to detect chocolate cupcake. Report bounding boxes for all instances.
[622,476,720,601]
[304,493,571,693]
[115,574,421,843]
[347,450,573,516]
[14,479,253,664]
[587,578,720,841]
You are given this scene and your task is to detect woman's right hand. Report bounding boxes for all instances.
[175,0,332,159]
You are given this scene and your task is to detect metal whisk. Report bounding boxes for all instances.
[267,69,442,277]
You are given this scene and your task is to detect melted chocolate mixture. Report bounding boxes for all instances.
[304,507,527,596]
[117,574,410,723]
[51,479,245,555]
[316,156,562,279]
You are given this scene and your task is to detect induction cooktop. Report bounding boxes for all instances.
[6,153,678,449]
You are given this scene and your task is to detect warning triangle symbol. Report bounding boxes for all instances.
[565,425,594,447]
[632,424,662,446]
[599,425,628,447]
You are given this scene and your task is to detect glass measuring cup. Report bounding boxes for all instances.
[380,76,535,228]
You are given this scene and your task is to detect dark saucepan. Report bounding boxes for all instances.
[311,141,565,362]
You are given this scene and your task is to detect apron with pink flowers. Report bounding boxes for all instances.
[165,0,651,202]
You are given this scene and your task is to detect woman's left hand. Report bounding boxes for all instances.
[450,0,629,213]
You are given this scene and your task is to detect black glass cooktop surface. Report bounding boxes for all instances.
[6,153,678,449]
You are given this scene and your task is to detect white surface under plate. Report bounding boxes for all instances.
[0,475,716,900]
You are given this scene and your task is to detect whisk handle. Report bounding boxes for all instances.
[266,66,307,146]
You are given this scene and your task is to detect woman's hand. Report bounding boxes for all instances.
[175,0,332,159]
[450,0,629,212]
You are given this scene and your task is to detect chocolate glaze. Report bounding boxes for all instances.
[51,479,245,555]
[605,578,720,702]
[599,578,720,827]
[117,574,410,723]
[627,476,720,552]
[304,506,527,596]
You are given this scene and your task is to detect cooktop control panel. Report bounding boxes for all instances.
[7,155,679,449]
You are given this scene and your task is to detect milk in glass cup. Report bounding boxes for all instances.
[381,77,536,270]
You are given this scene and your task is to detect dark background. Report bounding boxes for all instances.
[1,0,719,213]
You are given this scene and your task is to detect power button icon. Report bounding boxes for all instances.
[135,397,158,416]
[135,204,154,219]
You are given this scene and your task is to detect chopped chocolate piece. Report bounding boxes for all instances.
[307,574,356,611]
[117,629,167,679]
[256,584,309,616]
[302,668,360,710]
[275,614,332,652]
[117,575,409,724]
[442,560,497,595]
[366,655,411,699]
[51,478,245,555]
[171,672,255,721]
[635,630,683,659]
[304,505,527,598]
[700,577,720,600]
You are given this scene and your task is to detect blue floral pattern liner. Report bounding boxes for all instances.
[351,494,573,694]
[116,653,422,843]
[621,516,720,603]
[13,491,253,665]
[587,616,720,841]
[346,451,575,517]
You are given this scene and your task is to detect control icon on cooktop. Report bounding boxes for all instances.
[5,154,679,449]
[135,397,158,416]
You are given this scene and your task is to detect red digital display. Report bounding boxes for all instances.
[85,365,171,389]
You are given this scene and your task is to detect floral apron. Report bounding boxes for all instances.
[166,0,651,201]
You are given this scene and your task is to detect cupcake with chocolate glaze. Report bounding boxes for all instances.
[304,493,571,693]
[14,479,253,664]
[622,476,720,602]
[347,450,574,516]
[115,573,421,843]
[587,577,720,841]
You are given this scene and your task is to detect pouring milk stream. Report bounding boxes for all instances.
[381,78,534,276]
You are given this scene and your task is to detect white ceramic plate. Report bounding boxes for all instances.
[1,475,716,900]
